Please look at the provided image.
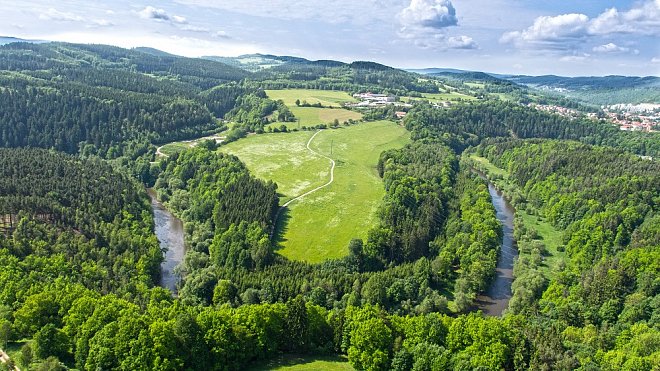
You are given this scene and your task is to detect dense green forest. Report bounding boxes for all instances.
[404,100,660,157]
[0,42,658,370]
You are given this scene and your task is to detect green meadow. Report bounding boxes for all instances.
[220,121,410,262]
[266,89,357,107]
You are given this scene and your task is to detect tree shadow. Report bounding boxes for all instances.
[271,207,291,251]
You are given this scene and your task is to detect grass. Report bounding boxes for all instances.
[221,121,410,262]
[421,92,477,101]
[266,89,357,107]
[248,355,353,371]
[271,107,363,129]
[157,134,226,158]
[468,154,508,178]
[220,131,330,204]
[519,211,566,274]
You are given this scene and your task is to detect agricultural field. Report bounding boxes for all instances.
[266,89,358,107]
[266,89,363,128]
[220,120,410,262]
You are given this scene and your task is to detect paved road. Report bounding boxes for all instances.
[271,130,335,236]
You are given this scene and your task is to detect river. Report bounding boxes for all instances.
[147,189,185,293]
[475,180,518,316]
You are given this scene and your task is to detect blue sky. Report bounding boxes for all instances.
[1,0,658,76]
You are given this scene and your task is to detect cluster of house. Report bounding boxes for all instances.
[347,92,413,109]
[530,103,658,133]
[528,103,581,118]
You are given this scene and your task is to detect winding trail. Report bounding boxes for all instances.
[271,130,335,237]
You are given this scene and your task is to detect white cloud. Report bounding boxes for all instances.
[397,0,477,50]
[500,13,589,48]
[446,35,477,49]
[592,43,629,53]
[560,54,590,62]
[502,0,660,51]
[399,0,458,29]
[39,8,84,22]
[180,25,210,32]
[138,6,187,24]
[652,57,660,63]
[175,0,401,25]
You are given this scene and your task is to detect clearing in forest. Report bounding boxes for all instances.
[220,120,410,263]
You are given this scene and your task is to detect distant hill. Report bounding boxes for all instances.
[0,36,47,45]
[502,75,660,105]
[133,46,178,57]
[203,54,309,71]
[407,67,474,75]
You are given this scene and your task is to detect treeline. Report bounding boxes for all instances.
[404,100,660,157]
[0,148,161,295]
[251,60,440,96]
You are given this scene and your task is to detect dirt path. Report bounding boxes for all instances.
[0,348,19,371]
[271,130,335,237]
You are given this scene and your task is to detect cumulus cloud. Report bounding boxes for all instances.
[592,43,629,53]
[446,35,477,49]
[399,0,458,29]
[652,57,660,63]
[500,13,589,49]
[138,6,187,24]
[397,0,477,50]
[501,0,660,51]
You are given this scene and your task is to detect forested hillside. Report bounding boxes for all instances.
[404,100,660,156]
[0,43,250,157]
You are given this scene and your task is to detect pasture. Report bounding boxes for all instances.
[220,120,410,262]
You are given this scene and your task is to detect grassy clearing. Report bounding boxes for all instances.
[266,89,357,107]
[519,211,566,274]
[422,92,476,101]
[157,134,226,158]
[249,355,353,371]
[468,154,508,178]
[220,131,329,203]
[271,107,362,128]
[221,121,410,263]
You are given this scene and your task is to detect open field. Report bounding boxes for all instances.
[249,355,353,371]
[221,121,410,262]
[519,211,566,274]
[421,91,477,101]
[266,89,357,107]
[156,134,226,158]
[267,89,363,128]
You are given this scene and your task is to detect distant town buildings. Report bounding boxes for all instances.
[528,103,658,133]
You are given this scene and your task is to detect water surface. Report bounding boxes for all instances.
[148,189,185,293]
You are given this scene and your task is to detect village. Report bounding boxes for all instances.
[529,103,659,133]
